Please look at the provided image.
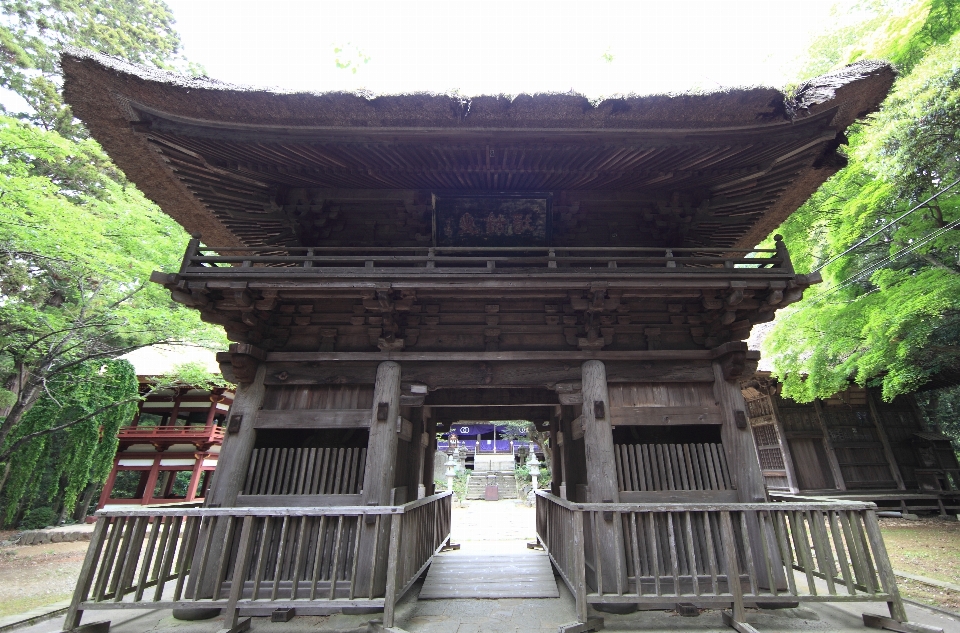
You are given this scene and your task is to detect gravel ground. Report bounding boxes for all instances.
[0,540,89,618]
[879,516,960,612]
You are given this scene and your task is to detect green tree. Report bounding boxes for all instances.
[0,114,224,497]
[764,1,960,402]
[0,359,137,525]
[0,0,199,137]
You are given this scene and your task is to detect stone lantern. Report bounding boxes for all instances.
[526,450,541,490]
[445,454,457,493]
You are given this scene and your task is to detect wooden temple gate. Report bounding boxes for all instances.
[58,50,908,631]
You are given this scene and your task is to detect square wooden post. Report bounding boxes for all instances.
[185,455,205,502]
[714,361,785,592]
[141,456,161,505]
[190,363,266,600]
[356,361,402,597]
[96,460,120,510]
[581,360,629,599]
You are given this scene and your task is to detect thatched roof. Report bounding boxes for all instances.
[61,48,895,250]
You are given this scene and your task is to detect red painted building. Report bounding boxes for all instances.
[97,382,234,509]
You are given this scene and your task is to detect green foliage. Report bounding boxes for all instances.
[0,114,224,503]
[167,361,235,391]
[795,0,960,82]
[766,12,960,401]
[0,0,193,137]
[333,42,369,75]
[19,506,55,529]
[451,470,469,503]
[1,359,137,524]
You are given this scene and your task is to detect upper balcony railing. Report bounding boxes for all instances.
[118,424,224,445]
[176,237,796,278]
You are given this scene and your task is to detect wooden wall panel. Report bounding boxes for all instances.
[819,405,894,489]
[608,382,716,408]
[788,439,834,490]
[263,385,374,411]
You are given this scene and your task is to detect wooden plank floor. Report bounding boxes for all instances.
[418,553,560,599]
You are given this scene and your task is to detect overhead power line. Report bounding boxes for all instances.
[806,215,960,307]
[812,177,960,273]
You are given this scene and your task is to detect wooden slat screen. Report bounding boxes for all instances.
[614,443,730,492]
[243,447,366,496]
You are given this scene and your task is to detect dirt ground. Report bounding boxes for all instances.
[879,516,960,612]
[0,538,89,619]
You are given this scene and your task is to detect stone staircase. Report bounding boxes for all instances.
[466,472,519,500]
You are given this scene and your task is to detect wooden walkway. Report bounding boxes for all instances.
[418,552,560,599]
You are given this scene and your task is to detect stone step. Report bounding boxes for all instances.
[465,474,520,499]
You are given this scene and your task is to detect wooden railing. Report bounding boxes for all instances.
[176,241,795,276]
[63,492,452,631]
[535,492,905,627]
[118,424,224,443]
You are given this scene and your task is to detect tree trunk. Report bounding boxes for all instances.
[73,482,98,523]
[0,462,11,504]
[0,378,43,452]
[53,474,70,525]
[526,422,552,468]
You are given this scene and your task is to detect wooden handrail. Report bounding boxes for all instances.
[64,492,453,631]
[534,491,906,628]
[534,490,877,511]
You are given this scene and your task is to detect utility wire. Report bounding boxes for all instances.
[812,177,960,273]
[806,215,960,307]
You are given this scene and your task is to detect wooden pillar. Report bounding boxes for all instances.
[549,417,561,497]
[713,362,785,591]
[168,389,183,427]
[204,392,220,426]
[866,389,907,490]
[363,361,402,505]
[185,455,205,502]
[580,360,628,598]
[403,407,425,499]
[357,361,402,597]
[812,400,847,491]
[96,460,120,510]
[189,363,266,601]
[141,456,162,505]
[204,364,266,508]
[130,401,142,428]
[422,416,436,496]
[713,362,766,502]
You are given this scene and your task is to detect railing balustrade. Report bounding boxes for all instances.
[118,424,224,442]
[535,491,905,626]
[176,243,793,276]
[63,492,452,631]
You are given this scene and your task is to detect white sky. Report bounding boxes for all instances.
[165,0,840,99]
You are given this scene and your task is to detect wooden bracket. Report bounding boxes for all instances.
[734,410,748,429]
[863,614,943,633]
[62,622,110,633]
[721,610,760,633]
[675,603,699,617]
[215,617,251,633]
[366,619,409,633]
[227,414,243,434]
[271,608,296,623]
[593,400,605,420]
[558,617,604,633]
